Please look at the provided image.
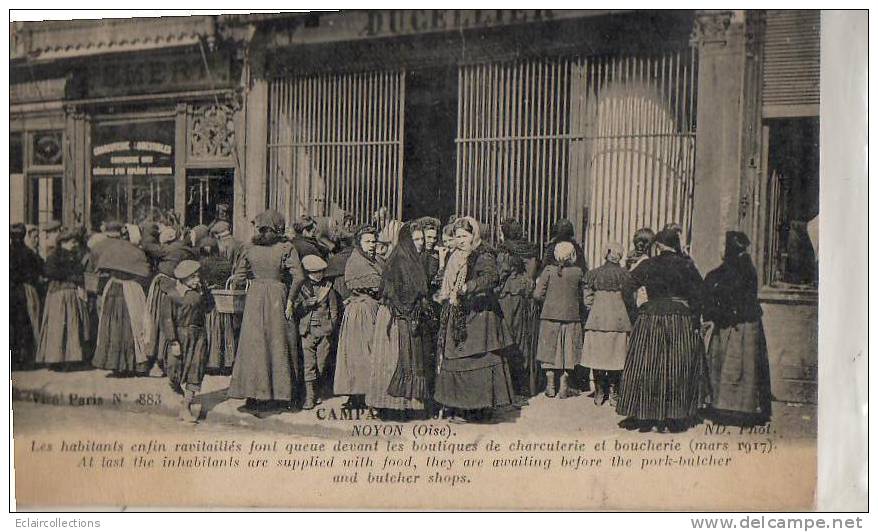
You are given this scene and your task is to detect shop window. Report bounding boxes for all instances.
[91,119,176,228]
[764,118,819,289]
[186,168,234,227]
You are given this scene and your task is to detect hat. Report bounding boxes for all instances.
[210,221,231,236]
[302,254,328,273]
[41,220,62,232]
[254,210,286,232]
[159,227,177,244]
[10,223,26,237]
[554,241,576,264]
[174,259,201,280]
[655,228,681,251]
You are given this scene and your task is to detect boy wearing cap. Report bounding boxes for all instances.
[161,259,211,422]
[289,254,339,409]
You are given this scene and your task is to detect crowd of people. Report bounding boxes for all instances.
[10,207,773,432]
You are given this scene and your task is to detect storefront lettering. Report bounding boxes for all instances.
[361,10,555,37]
[85,54,230,98]
[93,142,172,157]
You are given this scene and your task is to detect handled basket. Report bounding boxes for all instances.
[211,279,249,314]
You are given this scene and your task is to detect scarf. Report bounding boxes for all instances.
[435,216,481,306]
[385,224,429,400]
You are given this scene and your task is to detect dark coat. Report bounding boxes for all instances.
[631,250,704,317]
[294,279,339,337]
[448,244,513,359]
[157,241,197,278]
[703,254,763,328]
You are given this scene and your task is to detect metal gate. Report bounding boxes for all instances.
[267,70,406,224]
[455,49,697,267]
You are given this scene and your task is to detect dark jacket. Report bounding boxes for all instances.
[294,279,339,337]
[447,244,513,359]
[631,250,704,317]
[702,254,763,328]
[44,248,85,290]
[157,241,197,278]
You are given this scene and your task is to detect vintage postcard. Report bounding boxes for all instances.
[7,8,861,511]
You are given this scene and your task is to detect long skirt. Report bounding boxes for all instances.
[334,294,379,395]
[616,313,707,421]
[11,283,41,368]
[228,279,298,402]
[581,330,628,371]
[536,320,582,370]
[92,281,137,372]
[146,274,174,367]
[499,293,540,396]
[36,285,90,364]
[206,309,239,372]
[167,326,208,392]
[365,305,424,411]
[707,320,772,417]
[434,307,514,410]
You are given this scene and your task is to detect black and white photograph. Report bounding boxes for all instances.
[6,7,867,512]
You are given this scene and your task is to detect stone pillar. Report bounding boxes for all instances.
[242,78,269,240]
[63,106,90,228]
[690,10,762,273]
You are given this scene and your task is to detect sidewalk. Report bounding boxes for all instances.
[10,367,818,440]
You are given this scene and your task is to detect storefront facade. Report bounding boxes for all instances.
[10,10,819,403]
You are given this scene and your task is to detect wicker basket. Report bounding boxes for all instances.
[212,279,248,314]
[84,272,108,294]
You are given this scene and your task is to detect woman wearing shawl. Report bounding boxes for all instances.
[334,226,382,408]
[199,238,238,374]
[434,217,515,423]
[366,222,428,419]
[616,229,706,433]
[496,218,541,400]
[92,222,152,377]
[37,228,91,370]
[10,223,45,370]
[702,232,772,425]
[228,210,306,416]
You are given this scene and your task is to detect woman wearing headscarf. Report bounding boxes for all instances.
[496,218,541,399]
[434,217,515,423]
[334,225,382,409]
[616,228,706,432]
[702,231,772,425]
[91,222,152,377]
[10,223,45,370]
[228,210,306,416]
[366,223,429,419]
[581,242,636,406]
[37,228,90,370]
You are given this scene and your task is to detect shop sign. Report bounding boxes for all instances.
[91,122,175,179]
[270,10,612,46]
[82,50,232,99]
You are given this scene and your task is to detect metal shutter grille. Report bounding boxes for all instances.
[763,10,820,111]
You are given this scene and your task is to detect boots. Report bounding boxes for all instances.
[608,372,621,407]
[302,380,318,410]
[593,371,607,405]
[544,371,557,398]
[559,371,581,399]
[179,389,199,423]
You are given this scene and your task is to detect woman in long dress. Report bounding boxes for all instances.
[228,210,305,416]
[91,223,152,377]
[365,222,428,419]
[199,239,238,374]
[434,217,515,423]
[496,218,541,400]
[36,229,91,370]
[334,226,382,409]
[616,228,707,433]
[10,223,44,370]
[702,231,772,425]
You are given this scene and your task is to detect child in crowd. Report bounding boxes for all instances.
[161,260,210,423]
[581,242,636,406]
[291,255,340,409]
[533,242,586,399]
